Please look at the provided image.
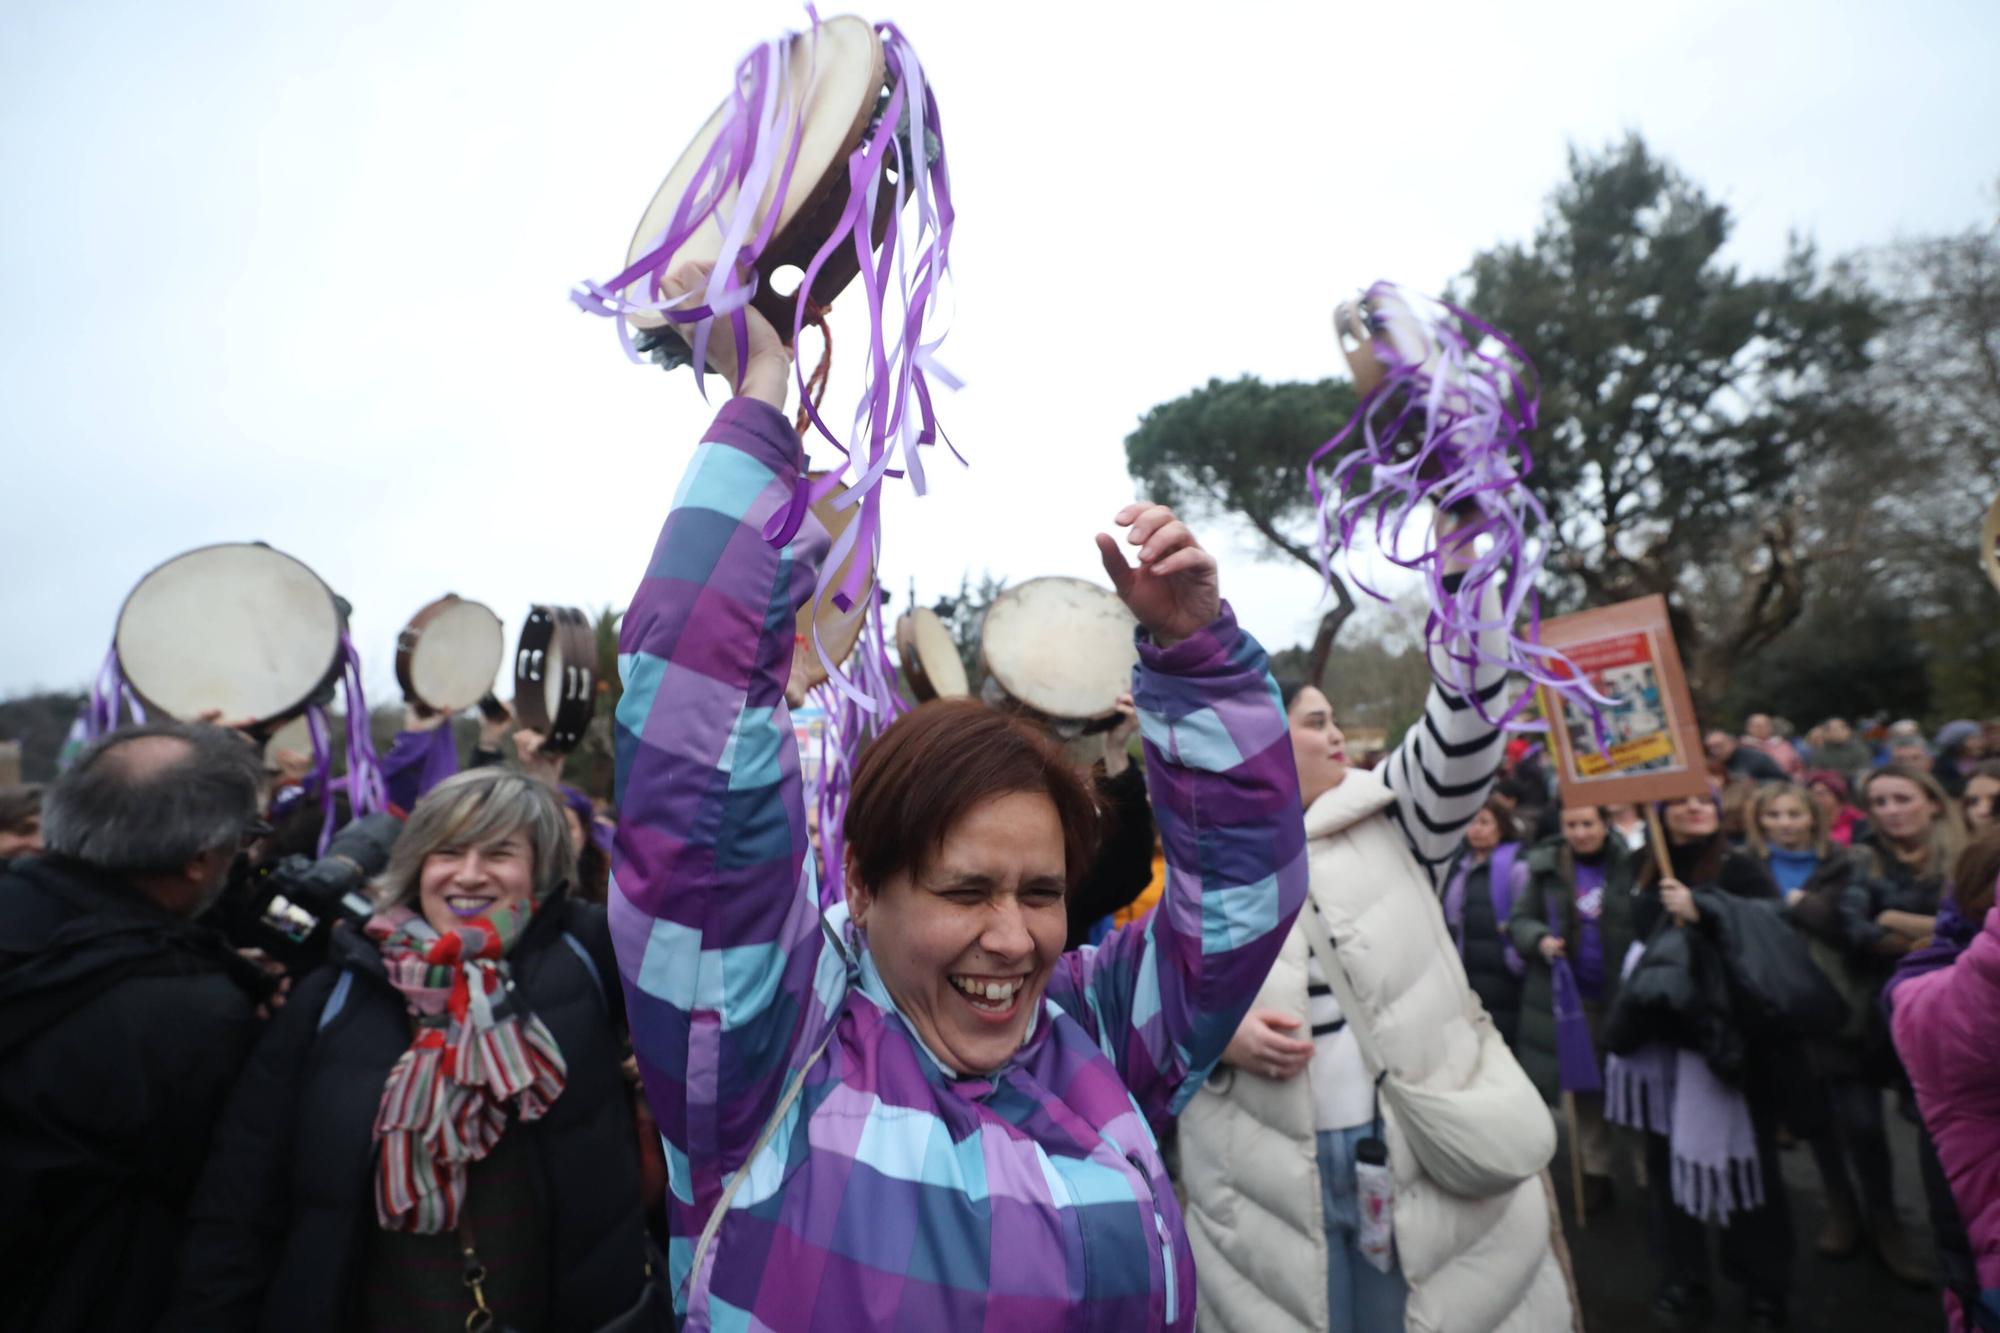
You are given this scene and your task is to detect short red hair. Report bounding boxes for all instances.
[844,699,1103,896]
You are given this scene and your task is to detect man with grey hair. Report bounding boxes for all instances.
[0,721,275,1332]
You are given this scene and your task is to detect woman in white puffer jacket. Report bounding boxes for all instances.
[1179,578,1575,1333]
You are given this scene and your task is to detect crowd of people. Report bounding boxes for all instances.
[2,291,1996,1333]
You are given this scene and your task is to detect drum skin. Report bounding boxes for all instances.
[114,542,343,726]
[896,606,968,701]
[978,577,1137,723]
[622,15,896,347]
[396,595,505,713]
[514,605,597,753]
[789,475,876,697]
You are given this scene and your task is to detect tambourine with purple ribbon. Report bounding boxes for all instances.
[514,605,597,754]
[1309,283,1613,735]
[573,11,956,718]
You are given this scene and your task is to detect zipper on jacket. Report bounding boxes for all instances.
[1126,1151,1177,1325]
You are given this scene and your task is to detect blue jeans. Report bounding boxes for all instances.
[1318,1124,1410,1332]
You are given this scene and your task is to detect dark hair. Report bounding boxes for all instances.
[1951,826,2000,921]
[845,699,1102,895]
[0,783,43,835]
[1277,678,1317,713]
[43,722,263,873]
[1475,794,1521,844]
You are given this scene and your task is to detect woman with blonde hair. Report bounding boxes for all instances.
[1810,763,1969,1287]
[167,768,652,1332]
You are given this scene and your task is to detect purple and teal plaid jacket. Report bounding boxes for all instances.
[611,398,1308,1331]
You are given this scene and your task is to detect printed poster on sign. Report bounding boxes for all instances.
[1535,595,1708,807]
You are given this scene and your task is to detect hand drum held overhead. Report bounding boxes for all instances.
[514,606,597,754]
[395,595,505,715]
[979,578,1138,727]
[114,542,345,727]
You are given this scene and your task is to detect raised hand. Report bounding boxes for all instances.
[659,261,791,410]
[1095,503,1220,649]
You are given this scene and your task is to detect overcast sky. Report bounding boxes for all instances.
[4,0,1996,710]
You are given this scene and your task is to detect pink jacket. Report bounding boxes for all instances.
[1892,905,2000,1326]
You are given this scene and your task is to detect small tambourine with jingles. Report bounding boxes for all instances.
[979,577,1138,737]
[895,606,968,702]
[514,606,596,754]
[102,541,387,845]
[395,594,505,717]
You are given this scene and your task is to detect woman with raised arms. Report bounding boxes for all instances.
[610,275,1308,1331]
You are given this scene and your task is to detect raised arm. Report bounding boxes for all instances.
[1380,570,1509,888]
[1046,507,1308,1124]
[609,384,833,1230]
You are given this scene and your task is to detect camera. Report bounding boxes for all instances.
[215,812,402,973]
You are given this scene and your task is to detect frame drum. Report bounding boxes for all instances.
[790,474,877,697]
[624,15,894,350]
[895,606,968,701]
[114,542,343,727]
[979,577,1138,725]
[396,595,505,714]
[514,605,597,753]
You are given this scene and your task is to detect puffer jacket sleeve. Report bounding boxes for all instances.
[608,398,833,1241]
[1045,605,1307,1124]
[1891,906,2000,1322]
[162,966,341,1331]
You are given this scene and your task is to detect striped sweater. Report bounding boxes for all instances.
[609,397,1308,1332]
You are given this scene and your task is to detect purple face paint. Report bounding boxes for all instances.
[1309,283,1614,739]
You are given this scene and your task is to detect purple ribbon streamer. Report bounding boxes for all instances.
[84,645,147,741]
[1551,957,1604,1094]
[1306,282,1615,740]
[806,593,908,908]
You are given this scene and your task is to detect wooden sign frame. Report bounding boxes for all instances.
[1534,594,1709,808]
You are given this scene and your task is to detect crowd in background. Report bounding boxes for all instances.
[2,683,1996,1332]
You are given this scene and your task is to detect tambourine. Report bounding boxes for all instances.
[621,14,896,355]
[789,474,877,698]
[1334,287,1441,401]
[979,577,1138,729]
[896,606,968,702]
[514,606,597,754]
[114,542,344,728]
[1983,493,2000,595]
[395,595,504,715]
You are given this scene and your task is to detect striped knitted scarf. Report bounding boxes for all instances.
[364,901,567,1233]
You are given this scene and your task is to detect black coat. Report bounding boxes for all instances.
[0,854,268,1333]
[163,894,648,1333]
[1605,836,1838,1130]
[1064,762,1157,950]
[1446,845,1526,1046]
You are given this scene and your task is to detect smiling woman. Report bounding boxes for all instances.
[609,299,1309,1332]
[164,765,652,1332]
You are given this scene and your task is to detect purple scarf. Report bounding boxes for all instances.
[1603,941,1762,1224]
